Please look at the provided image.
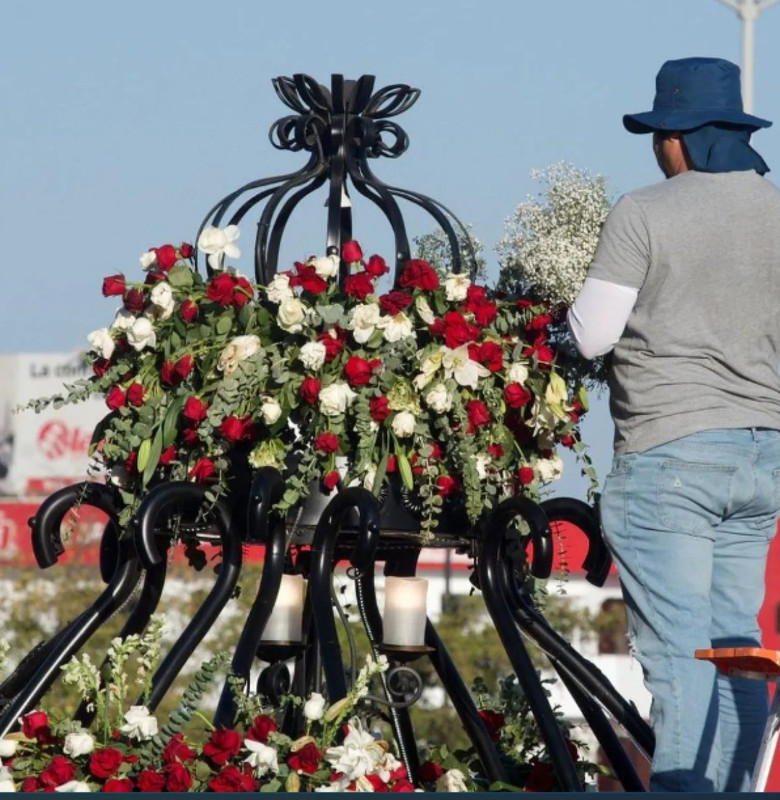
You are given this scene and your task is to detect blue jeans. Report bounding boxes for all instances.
[600,428,780,792]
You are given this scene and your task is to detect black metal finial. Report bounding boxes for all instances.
[196,73,475,285]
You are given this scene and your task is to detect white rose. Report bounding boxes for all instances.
[119,705,158,740]
[444,273,471,302]
[277,297,306,332]
[476,454,490,480]
[303,692,327,721]
[139,250,157,270]
[299,341,327,371]
[266,273,294,304]
[261,397,282,425]
[414,295,436,325]
[307,254,340,279]
[0,739,18,758]
[87,328,115,360]
[54,780,92,792]
[218,335,261,376]
[536,454,564,483]
[243,739,279,777]
[362,468,377,492]
[126,317,157,351]
[197,224,241,270]
[149,282,175,319]
[347,303,381,344]
[391,411,416,438]
[319,382,357,417]
[63,730,95,758]
[110,308,135,332]
[436,769,469,792]
[425,383,452,413]
[507,362,529,385]
[378,312,414,343]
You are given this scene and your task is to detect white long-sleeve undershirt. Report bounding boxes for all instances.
[566,277,639,359]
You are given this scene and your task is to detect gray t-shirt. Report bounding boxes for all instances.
[588,169,780,455]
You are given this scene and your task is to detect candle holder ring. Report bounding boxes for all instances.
[255,640,307,664]
[376,643,436,664]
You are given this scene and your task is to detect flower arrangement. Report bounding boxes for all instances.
[28,225,594,536]
[0,626,596,792]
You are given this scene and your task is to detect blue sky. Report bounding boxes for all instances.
[3,0,779,496]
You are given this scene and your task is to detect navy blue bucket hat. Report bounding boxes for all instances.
[623,57,772,134]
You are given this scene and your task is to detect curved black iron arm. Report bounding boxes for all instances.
[477,496,583,792]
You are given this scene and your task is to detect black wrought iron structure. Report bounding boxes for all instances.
[0,73,654,791]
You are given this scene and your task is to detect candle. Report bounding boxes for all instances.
[382,576,428,647]
[262,574,305,643]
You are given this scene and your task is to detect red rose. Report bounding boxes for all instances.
[207,272,236,306]
[123,287,146,312]
[154,244,178,270]
[160,361,177,385]
[559,434,576,448]
[391,779,416,792]
[344,356,373,387]
[89,746,124,779]
[292,263,328,294]
[124,451,139,476]
[518,466,535,485]
[203,728,242,766]
[219,416,250,443]
[466,400,491,428]
[287,741,322,774]
[181,428,200,448]
[175,355,194,381]
[40,755,77,788]
[22,710,51,742]
[442,311,480,349]
[136,769,166,792]
[526,312,553,333]
[145,269,166,285]
[487,443,504,459]
[233,275,254,307]
[365,773,388,792]
[379,290,412,316]
[386,454,398,473]
[105,386,126,410]
[162,733,197,764]
[183,396,208,422]
[341,240,363,263]
[189,458,216,483]
[525,759,556,792]
[179,242,194,259]
[478,709,506,742]
[93,358,111,377]
[344,271,375,300]
[314,432,340,454]
[159,445,177,465]
[21,777,40,792]
[318,328,347,361]
[180,298,198,322]
[102,274,126,297]
[473,301,498,327]
[209,764,255,792]
[429,318,445,337]
[369,396,390,422]
[428,442,443,460]
[436,475,459,496]
[476,341,503,372]
[299,377,322,403]
[246,714,277,743]
[164,762,193,792]
[465,284,487,306]
[103,777,134,792]
[323,470,340,491]
[398,258,439,291]
[126,382,145,407]
[504,383,532,409]
[536,343,555,365]
[365,254,390,276]
[418,761,444,782]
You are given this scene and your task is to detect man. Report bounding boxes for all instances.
[568,57,780,792]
